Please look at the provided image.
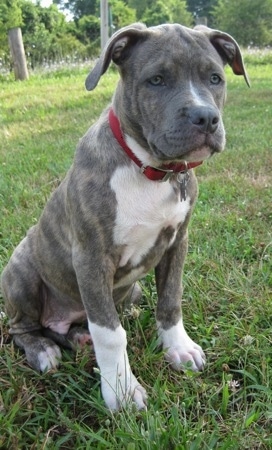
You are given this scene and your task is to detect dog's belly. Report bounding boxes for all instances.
[40,283,86,334]
[110,165,190,285]
[41,309,86,335]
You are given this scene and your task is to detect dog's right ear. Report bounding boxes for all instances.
[85,23,147,91]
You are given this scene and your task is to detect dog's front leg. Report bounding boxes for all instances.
[155,229,205,372]
[72,247,147,410]
[89,322,147,410]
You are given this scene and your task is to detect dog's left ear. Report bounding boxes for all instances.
[195,25,250,87]
[85,23,147,91]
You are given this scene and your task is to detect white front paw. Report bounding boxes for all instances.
[89,322,147,410]
[158,319,205,372]
[101,370,147,411]
[164,338,205,371]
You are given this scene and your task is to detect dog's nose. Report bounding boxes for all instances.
[189,106,219,133]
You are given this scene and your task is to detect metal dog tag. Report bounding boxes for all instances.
[177,171,190,201]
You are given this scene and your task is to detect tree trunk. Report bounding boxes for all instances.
[8,27,29,81]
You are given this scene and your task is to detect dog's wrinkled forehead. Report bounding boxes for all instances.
[147,23,211,51]
[127,25,202,60]
[123,25,221,71]
[85,23,249,91]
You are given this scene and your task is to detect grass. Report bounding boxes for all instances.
[0,53,272,449]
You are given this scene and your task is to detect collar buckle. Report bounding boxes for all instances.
[159,169,174,182]
[141,165,174,182]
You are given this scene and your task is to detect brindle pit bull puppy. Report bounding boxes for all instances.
[1,23,249,410]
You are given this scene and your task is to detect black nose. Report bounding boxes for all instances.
[189,106,219,133]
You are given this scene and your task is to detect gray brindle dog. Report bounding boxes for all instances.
[1,23,249,410]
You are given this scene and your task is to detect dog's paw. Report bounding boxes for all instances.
[101,370,147,411]
[14,333,62,372]
[89,322,147,410]
[24,340,61,371]
[158,319,205,372]
[36,344,62,372]
[164,339,205,372]
[67,326,92,348]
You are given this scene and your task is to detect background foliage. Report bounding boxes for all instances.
[0,0,272,72]
[213,0,272,47]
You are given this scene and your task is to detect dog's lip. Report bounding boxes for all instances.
[181,146,212,162]
[152,145,214,165]
[150,134,224,164]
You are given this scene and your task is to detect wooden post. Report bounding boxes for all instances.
[8,27,29,81]
[100,0,109,50]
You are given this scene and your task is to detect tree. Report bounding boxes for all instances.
[142,0,193,27]
[53,0,137,28]
[110,0,136,30]
[76,14,100,44]
[212,0,272,46]
[186,0,218,25]
[19,1,87,67]
[0,0,29,80]
[53,0,99,20]
[171,0,194,26]
[142,1,171,27]
[0,0,23,29]
[127,0,152,20]
[0,0,23,50]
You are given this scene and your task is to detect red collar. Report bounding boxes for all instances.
[108,108,202,181]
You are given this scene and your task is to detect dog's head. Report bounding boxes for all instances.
[85,23,249,164]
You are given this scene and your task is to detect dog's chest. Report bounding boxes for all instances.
[110,166,190,270]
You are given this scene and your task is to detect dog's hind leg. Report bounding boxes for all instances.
[1,235,62,371]
[120,282,143,309]
[43,325,92,350]
[13,331,62,371]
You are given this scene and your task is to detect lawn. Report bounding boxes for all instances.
[0,53,271,449]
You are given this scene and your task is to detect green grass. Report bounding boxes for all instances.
[0,55,272,449]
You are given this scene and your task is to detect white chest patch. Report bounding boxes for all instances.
[110,165,190,268]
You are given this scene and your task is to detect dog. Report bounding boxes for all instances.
[1,23,249,410]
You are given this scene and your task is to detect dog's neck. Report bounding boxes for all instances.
[109,108,202,182]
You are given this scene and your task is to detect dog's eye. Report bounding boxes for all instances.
[149,75,165,86]
[210,74,221,85]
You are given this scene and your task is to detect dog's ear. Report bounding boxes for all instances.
[85,23,147,91]
[194,25,250,87]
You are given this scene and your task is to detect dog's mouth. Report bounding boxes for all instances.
[181,139,226,161]
[180,146,213,162]
[150,142,223,165]
[147,120,226,164]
